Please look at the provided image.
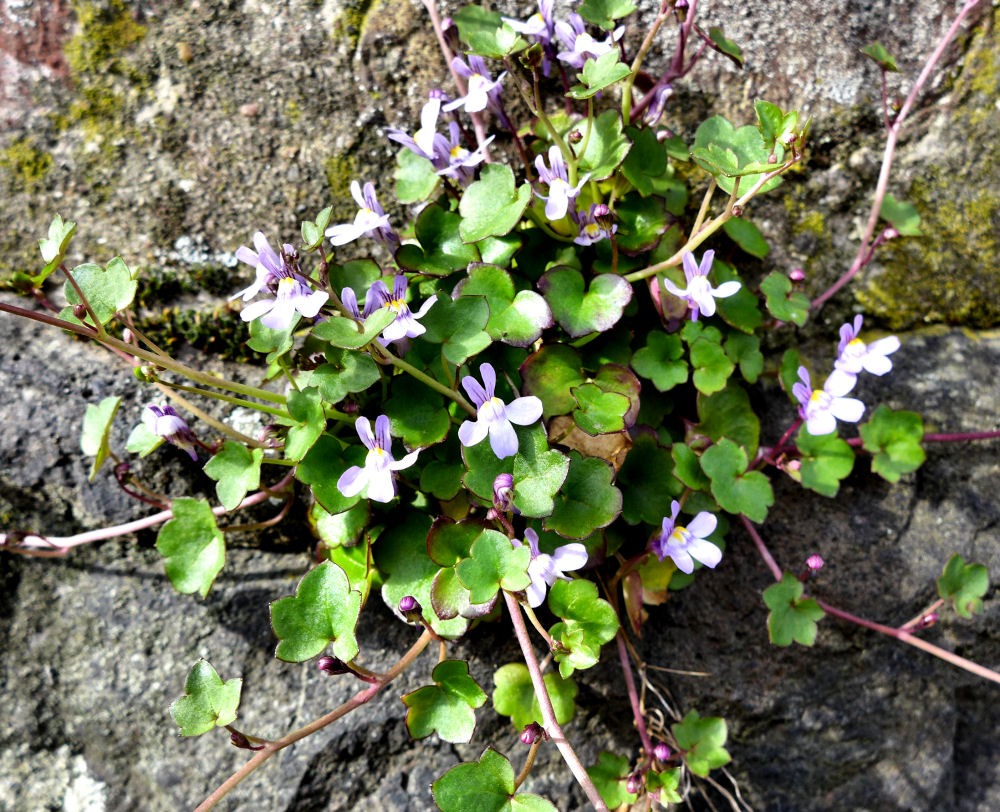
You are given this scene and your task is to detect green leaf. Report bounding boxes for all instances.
[403,660,487,743]
[455,264,553,347]
[714,260,763,334]
[247,317,295,360]
[646,768,682,804]
[578,0,636,29]
[779,348,802,401]
[396,204,479,276]
[795,427,854,497]
[587,752,637,808]
[879,193,922,236]
[309,347,380,405]
[859,405,925,482]
[203,441,263,511]
[572,382,630,435]
[622,126,668,196]
[723,332,763,383]
[452,5,504,45]
[575,110,631,180]
[723,217,769,258]
[125,420,164,457]
[310,500,369,549]
[696,383,760,459]
[270,560,362,662]
[456,530,531,604]
[420,460,466,501]
[395,148,439,204]
[617,431,683,525]
[632,332,687,392]
[60,257,138,327]
[520,344,585,418]
[312,308,397,349]
[538,266,632,338]
[568,50,631,99]
[329,259,381,303]
[431,566,496,622]
[615,192,668,253]
[323,536,375,604]
[707,26,743,67]
[753,99,799,152]
[419,295,492,366]
[284,387,325,462]
[763,573,825,646]
[692,115,783,195]
[375,514,471,639]
[384,375,451,447]
[459,165,532,243]
[937,554,989,619]
[672,710,732,777]
[427,518,488,567]
[672,443,711,491]
[492,663,577,731]
[170,660,242,737]
[156,498,226,598]
[301,206,333,251]
[683,322,735,395]
[861,42,899,72]
[467,22,527,58]
[548,579,619,677]
[701,438,773,522]
[80,395,121,482]
[760,271,809,326]
[545,451,622,539]
[296,434,364,515]
[36,214,77,283]
[432,748,558,812]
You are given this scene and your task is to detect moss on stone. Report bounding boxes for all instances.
[324,153,359,218]
[332,0,380,49]
[0,138,53,193]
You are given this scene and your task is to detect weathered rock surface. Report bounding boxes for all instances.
[1,1,998,810]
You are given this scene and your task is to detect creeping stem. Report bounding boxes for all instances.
[374,344,478,417]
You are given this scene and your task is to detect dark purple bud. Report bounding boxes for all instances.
[317,656,351,676]
[731,204,743,217]
[493,473,515,512]
[256,424,280,447]
[806,554,824,571]
[568,129,583,143]
[230,731,265,751]
[398,595,423,622]
[592,204,614,233]
[626,772,643,794]
[73,304,88,320]
[789,268,805,282]
[654,742,672,761]
[917,612,939,629]
[520,722,545,744]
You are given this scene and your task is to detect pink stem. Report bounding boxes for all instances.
[616,632,654,757]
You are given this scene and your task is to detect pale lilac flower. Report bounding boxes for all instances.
[661,250,741,321]
[511,528,589,608]
[651,500,722,575]
[825,315,901,392]
[144,404,198,460]
[555,13,623,69]
[435,122,494,186]
[573,203,616,246]
[792,366,865,436]
[386,92,444,160]
[367,276,436,343]
[231,231,286,302]
[643,83,674,127]
[336,415,420,503]
[443,55,506,114]
[325,181,397,250]
[493,473,515,513]
[458,363,543,459]
[535,145,588,221]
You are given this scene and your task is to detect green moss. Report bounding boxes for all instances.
[0,138,52,193]
[331,0,380,49]
[324,153,359,218]
[64,0,147,78]
[133,306,256,364]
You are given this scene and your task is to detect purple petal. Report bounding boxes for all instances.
[524,528,541,557]
[374,415,392,451]
[240,299,275,323]
[392,275,407,301]
[296,289,329,319]
[461,376,489,407]
[337,465,369,497]
[686,511,717,539]
[355,416,376,450]
[366,468,396,503]
[504,396,542,426]
[260,296,297,330]
[390,448,421,471]
[524,574,547,608]
[712,280,741,299]
[458,417,490,448]
[805,412,837,436]
[489,418,519,459]
[551,543,588,572]
[341,287,360,318]
[699,249,716,276]
[830,396,865,424]
[682,252,700,283]
[479,363,497,398]
[350,180,365,208]
[413,295,437,319]
[686,537,722,569]
[670,548,695,574]
[661,277,687,298]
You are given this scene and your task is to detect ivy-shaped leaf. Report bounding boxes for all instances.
[714,260,763,334]
[795,427,855,497]
[284,386,326,462]
[455,263,553,347]
[692,116,782,195]
[682,321,734,395]
[419,295,493,366]
[312,308,397,349]
[310,347,380,405]
[879,193,921,236]
[763,573,825,646]
[455,530,531,604]
[672,710,732,777]
[760,271,809,326]
[936,554,989,619]
[270,560,362,662]
[545,452,622,539]
[60,257,138,327]
[724,218,769,259]
[520,344,585,418]
[672,443,711,492]
[753,99,798,153]
[395,148,439,204]
[402,660,488,743]
[700,438,773,522]
[396,203,479,276]
[615,192,668,254]
[125,419,164,457]
[203,441,263,510]
[860,405,925,482]
[578,0,636,30]
[616,431,683,525]
[574,110,631,180]
[861,42,899,72]
[586,752,638,809]
[622,126,668,196]
[80,395,121,482]
[432,748,558,812]
[707,26,743,67]
[384,375,451,448]
[548,579,619,677]
[697,382,761,458]
[724,332,764,383]
[36,214,77,283]
[301,206,333,251]
[156,498,226,598]
[631,332,688,392]
[568,50,631,99]
[492,663,577,731]
[572,382,630,436]
[646,767,682,804]
[538,266,632,338]
[296,434,365,515]
[169,660,242,737]
[459,165,532,243]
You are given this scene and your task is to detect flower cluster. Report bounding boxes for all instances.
[325,181,398,251]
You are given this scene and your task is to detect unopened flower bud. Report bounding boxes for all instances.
[789,268,805,282]
[731,204,743,217]
[883,227,900,240]
[122,328,135,345]
[230,731,265,751]
[520,722,545,744]
[806,554,824,571]
[767,152,778,164]
[317,656,351,676]
[626,772,643,794]
[398,595,422,622]
[568,129,583,143]
[592,203,614,233]
[493,473,515,512]
[520,42,544,70]
[917,612,939,629]
[73,304,88,320]
[653,742,672,761]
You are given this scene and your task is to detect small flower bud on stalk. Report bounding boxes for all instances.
[626,772,643,795]
[568,129,583,143]
[398,595,423,623]
[789,268,805,282]
[916,612,939,630]
[520,722,545,745]
[229,730,265,751]
[493,473,515,513]
[806,554,824,571]
[73,304,88,321]
[317,656,352,676]
[653,742,672,762]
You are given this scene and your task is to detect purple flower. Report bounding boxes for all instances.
[367,276,436,343]
[825,315,901,392]
[458,363,543,459]
[493,473,515,513]
[231,232,328,329]
[555,13,622,69]
[792,366,865,436]
[534,145,588,221]
[443,56,506,114]
[573,203,616,246]
[325,181,397,250]
[643,83,674,127]
[435,122,494,186]
[651,500,722,575]
[386,92,444,160]
[336,415,420,503]
[661,250,741,321]
[144,404,198,460]
[511,528,589,608]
